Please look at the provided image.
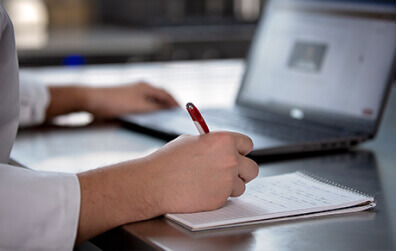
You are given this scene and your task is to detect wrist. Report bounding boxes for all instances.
[119,158,168,219]
[135,156,178,216]
[75,86,99,114]
[90,158,166,223]
[47,86,95,119]
[75,156,168,243]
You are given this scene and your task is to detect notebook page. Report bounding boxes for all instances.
[166,172,373,229]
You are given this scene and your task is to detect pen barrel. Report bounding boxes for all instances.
[193,121,207,135]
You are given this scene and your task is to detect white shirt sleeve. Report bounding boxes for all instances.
[1,2,81,249]
[19,72,51,127]
[0,163,81,250]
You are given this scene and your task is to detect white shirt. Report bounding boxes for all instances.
[0,2,80,250]
[19,71,51,127]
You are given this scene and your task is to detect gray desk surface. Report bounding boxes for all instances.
[11,60,396,250]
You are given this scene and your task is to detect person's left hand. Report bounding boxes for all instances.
[84,82,179,118]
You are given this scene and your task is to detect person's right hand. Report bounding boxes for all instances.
[76,131,258,244]
[143,131,259,214]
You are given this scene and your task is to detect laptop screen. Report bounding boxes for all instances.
[237,0,395,132]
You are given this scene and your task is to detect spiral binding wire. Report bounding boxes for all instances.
[296,171,375,200]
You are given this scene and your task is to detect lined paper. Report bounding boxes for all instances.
[166,172,374,230]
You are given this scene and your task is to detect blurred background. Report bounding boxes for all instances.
[3,0,266,67]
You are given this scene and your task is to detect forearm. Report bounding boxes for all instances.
[75,158,164,244]
[46,86,91,119]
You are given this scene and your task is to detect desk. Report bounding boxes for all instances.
[11,60,395,250]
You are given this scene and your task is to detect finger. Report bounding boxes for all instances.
[160,89,180,107]
[142,83,179,107]
[148,87,179,107]
[228,132,254,156]
[140,99,169,112]
[230,176,246,197]
[237,157,259,183]
[147,85,178,104]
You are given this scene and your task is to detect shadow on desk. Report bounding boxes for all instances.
[92,208,377,251]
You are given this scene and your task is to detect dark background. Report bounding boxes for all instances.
[2,0,395,66]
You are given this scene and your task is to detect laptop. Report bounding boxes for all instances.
[121,0,396,157]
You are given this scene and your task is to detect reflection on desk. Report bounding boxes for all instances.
[92,150,392,251]
[11,123,162,173]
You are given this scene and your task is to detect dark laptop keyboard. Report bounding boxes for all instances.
[204,109,341,142]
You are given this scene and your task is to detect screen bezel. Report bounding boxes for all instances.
[235,0,396,136]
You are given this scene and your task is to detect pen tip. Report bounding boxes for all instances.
[186,102,194,109]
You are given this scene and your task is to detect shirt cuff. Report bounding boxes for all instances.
[0,164,81,250]
[19,72,50,127]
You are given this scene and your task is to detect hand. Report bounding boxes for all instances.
[46,82,179,120]
[76,131,258,243]
[84,82,179,118]
[143,132,259,213]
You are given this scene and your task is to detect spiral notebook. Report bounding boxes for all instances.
[166,172,375,231]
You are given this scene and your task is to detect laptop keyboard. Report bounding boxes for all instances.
[204,109,341,142]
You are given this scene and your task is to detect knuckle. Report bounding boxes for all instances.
[250,159,259,178]
[252,168,259,180]
[232,183,246,197]
[246,137,254,151]
[224,173,235,184]
[223,155,239,169]
[243,159,259,182]
[211,132,234,145]
[139,82,150,88]
[238,184,246,196]
[254,164,259,178]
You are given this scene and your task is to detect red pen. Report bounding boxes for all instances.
[186,102,210,134]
